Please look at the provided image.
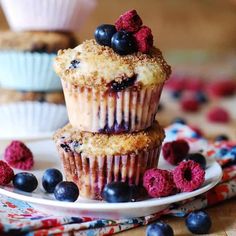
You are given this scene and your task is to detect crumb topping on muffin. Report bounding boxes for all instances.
[0,31,78,53]
[0,89,65,104]
[53,121,165,156]
[54,39,171,91]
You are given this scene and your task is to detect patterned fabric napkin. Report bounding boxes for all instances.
[0,124,235,236]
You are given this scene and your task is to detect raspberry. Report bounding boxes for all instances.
[0,161,14,185]
[173,160,205,192]
[134,26,153,53]
[4,141,34,170]
[115,9,142,32]
[165,75,186,91]
[207,107,230,123]
[207,79,235,97]
[162,140,190,165]
[181,97,200,112]
[143,168,176,198]
[184,78,204,92]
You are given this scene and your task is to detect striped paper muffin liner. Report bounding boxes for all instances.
[1,0,96,32]
[62,80,164,133]
[58,146,161,200]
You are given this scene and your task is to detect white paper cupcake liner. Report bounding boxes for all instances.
[0,102,68,139]
[62,80,164,133]
[1,0,96,32]
[0,51,61,91]
[58,145,161,200]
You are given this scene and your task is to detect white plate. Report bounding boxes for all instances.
[0,140,222,219]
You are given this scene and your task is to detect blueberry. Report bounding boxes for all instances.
[172,117,186,125]
[185,153,207,169]
[111,30,136,55]
[13,172,38,193]
[185,211,212,234]
[42,168,63,193]
[195,91,208,103]
[103,182,131,203]
[94,24,117,47]
[69,59,80,69]
[171,90,182,99]
[215,134,229,142]
[146,221,174,236]
[109,75,137,92]
[54,181,79,202]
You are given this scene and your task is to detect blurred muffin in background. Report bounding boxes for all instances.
[0,89,65,105]
[1,0,96,32]
[0,31,78,91]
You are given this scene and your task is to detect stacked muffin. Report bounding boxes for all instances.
[0,0,96,138]
[53,10,171,200]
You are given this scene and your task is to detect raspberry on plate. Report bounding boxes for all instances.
[173,160,205,192]
[4,140,34,170]
[134,26,153,53]
[162,139,190,165]
[181,97,200,112]
[0,160,14,185]
[115,9,142,32]
[207,107,230,123]
[143,168,176,198]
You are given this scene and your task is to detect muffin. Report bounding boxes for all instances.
[0,89,65,105]
[0,89,67,139]
[0,31,78,91]
[54,39,171,133]
[53,121,165,200]
[1,0,96,32]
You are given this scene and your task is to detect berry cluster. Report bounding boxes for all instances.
[94,10,153,55]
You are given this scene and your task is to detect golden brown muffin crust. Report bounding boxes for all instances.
[53,121,165,156]
[0,89,65,104]
[54,39,171,91]
[0,31,78,53]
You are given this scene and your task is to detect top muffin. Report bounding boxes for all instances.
[54,39,171,91]
[0,31,78,53]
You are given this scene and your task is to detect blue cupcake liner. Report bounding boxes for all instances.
[0,51,61,91]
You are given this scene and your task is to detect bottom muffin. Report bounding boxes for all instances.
[53,121,165,200]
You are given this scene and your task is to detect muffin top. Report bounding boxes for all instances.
[54,39,171,91]
[0,31,78,53]
[53,121,165,156]
[0,89,65,104]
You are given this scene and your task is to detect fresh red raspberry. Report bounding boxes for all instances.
[207,79,236,97]
[115,9,143,32]
[181,97,200,112]
[184,78,204,92]
[0,160,14,185]
[4,141,34,170]
[173,160,205,192]
[165,76,186,91]
[207,107,230,123]
[134,26,153,53]
[162,140,190,165]
[143,168,176,198]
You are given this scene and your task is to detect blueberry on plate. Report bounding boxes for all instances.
[185,153,207,169]
[146,221,174,236]
[215,134,229,142]
[94,24,117,47]
[42,168,63,193]
[185,210,212,234]
[195,91,208,103]
[171,90,182,99]
[111,30,136,55]
[54,181,79,202]
[103,182,131,203]
[13,172,38,193]
[172,117,186,125]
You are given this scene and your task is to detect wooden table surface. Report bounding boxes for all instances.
[0,2,236,235]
